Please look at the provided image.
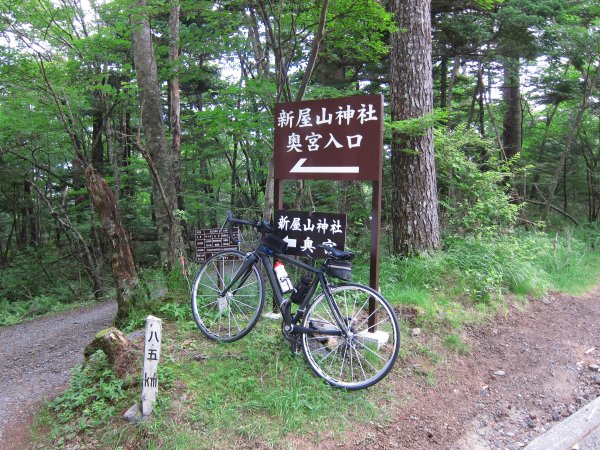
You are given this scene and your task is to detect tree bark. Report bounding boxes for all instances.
[130,0,182,270]
[389,0,441,256]
[85,165,137,326]
[92,106,105,173]
[439,54,448,109]
[168,0,183,212]
[502,57,522,160]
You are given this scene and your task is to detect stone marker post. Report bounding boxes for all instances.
[142,315,162,416]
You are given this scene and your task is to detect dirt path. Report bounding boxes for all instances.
[332,286,600,449]
[0,301,116,449]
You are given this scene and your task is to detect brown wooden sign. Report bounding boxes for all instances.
[274,94,384,181]
[273,210,347,259]
[195,228,239,262]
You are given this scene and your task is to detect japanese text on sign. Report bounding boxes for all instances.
[274,95,383,181]
[274,210,346,258]
[142,315,162,417]
[277,103,378,153]
[195,228,239,262]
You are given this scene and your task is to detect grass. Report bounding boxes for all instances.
[538,226,600,294]
[32,226,600,448]
[37,317,391,449]
[353,226,600,329]
[443,334,470,355]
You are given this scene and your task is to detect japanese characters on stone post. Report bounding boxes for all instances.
[142,315,162,416]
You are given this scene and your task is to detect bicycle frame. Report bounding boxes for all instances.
[219,247,347,338]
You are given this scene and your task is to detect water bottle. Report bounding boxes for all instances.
[274,261,293,294]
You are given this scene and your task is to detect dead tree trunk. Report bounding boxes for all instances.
[85,165,137,326]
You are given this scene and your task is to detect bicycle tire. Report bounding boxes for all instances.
[191,250,265,342]
[302,283,400,389]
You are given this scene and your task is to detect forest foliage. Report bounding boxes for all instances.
[0,0,599,324]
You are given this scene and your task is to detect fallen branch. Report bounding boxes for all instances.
[523,199,580,226]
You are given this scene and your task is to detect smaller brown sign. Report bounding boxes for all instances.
[195,228,239,262]
[274,210,346,259]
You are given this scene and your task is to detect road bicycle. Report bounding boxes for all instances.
[191,212,399,389]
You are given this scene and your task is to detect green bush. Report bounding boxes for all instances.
[435,125,521,234]
[48,351,129,434]
[0,248,97,324]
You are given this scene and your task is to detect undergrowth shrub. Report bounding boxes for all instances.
[122,261,198,332]
[0,249,91,301]
[0,248,95,325]
[444,233,552,301]
[537,225,600,293]
[48,351,129,438]
[435,125,521,234]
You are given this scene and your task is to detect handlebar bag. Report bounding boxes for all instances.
[262,233,288,254]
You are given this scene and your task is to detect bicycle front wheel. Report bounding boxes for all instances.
[302,283,400,390]
[191,250,264,342]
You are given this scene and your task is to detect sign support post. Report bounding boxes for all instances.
[369,179,382,329]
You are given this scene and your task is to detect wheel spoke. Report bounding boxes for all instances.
[351,345,368,380]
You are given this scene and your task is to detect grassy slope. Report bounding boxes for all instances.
[34,228,600,449]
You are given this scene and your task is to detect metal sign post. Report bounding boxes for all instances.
[273,94,384,296]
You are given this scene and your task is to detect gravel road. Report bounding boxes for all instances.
[0,301,116,447]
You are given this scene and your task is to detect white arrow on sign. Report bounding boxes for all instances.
[290,158,360,174]
[283,236,297,248]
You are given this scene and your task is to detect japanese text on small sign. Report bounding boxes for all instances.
[142,316,162,416]
[195,228,239,262]
[274,210,346,258]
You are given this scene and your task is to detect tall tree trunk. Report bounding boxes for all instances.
[439,54,448,109]
[85,165,137,326]
[168,0,183,212]
[92,107,105,173]
[130,0,182,270]
[389,0,441,256]
[256,0,329,220]
[502,57,522,160]
[120,109,134,198]
[18,178,34,249]
[478,65,485,137]
[446,56,461,117]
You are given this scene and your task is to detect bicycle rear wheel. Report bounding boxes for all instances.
[191,250,264,342]
[302,283,400,390]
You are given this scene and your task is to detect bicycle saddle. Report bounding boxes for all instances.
[318,245,354,260]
